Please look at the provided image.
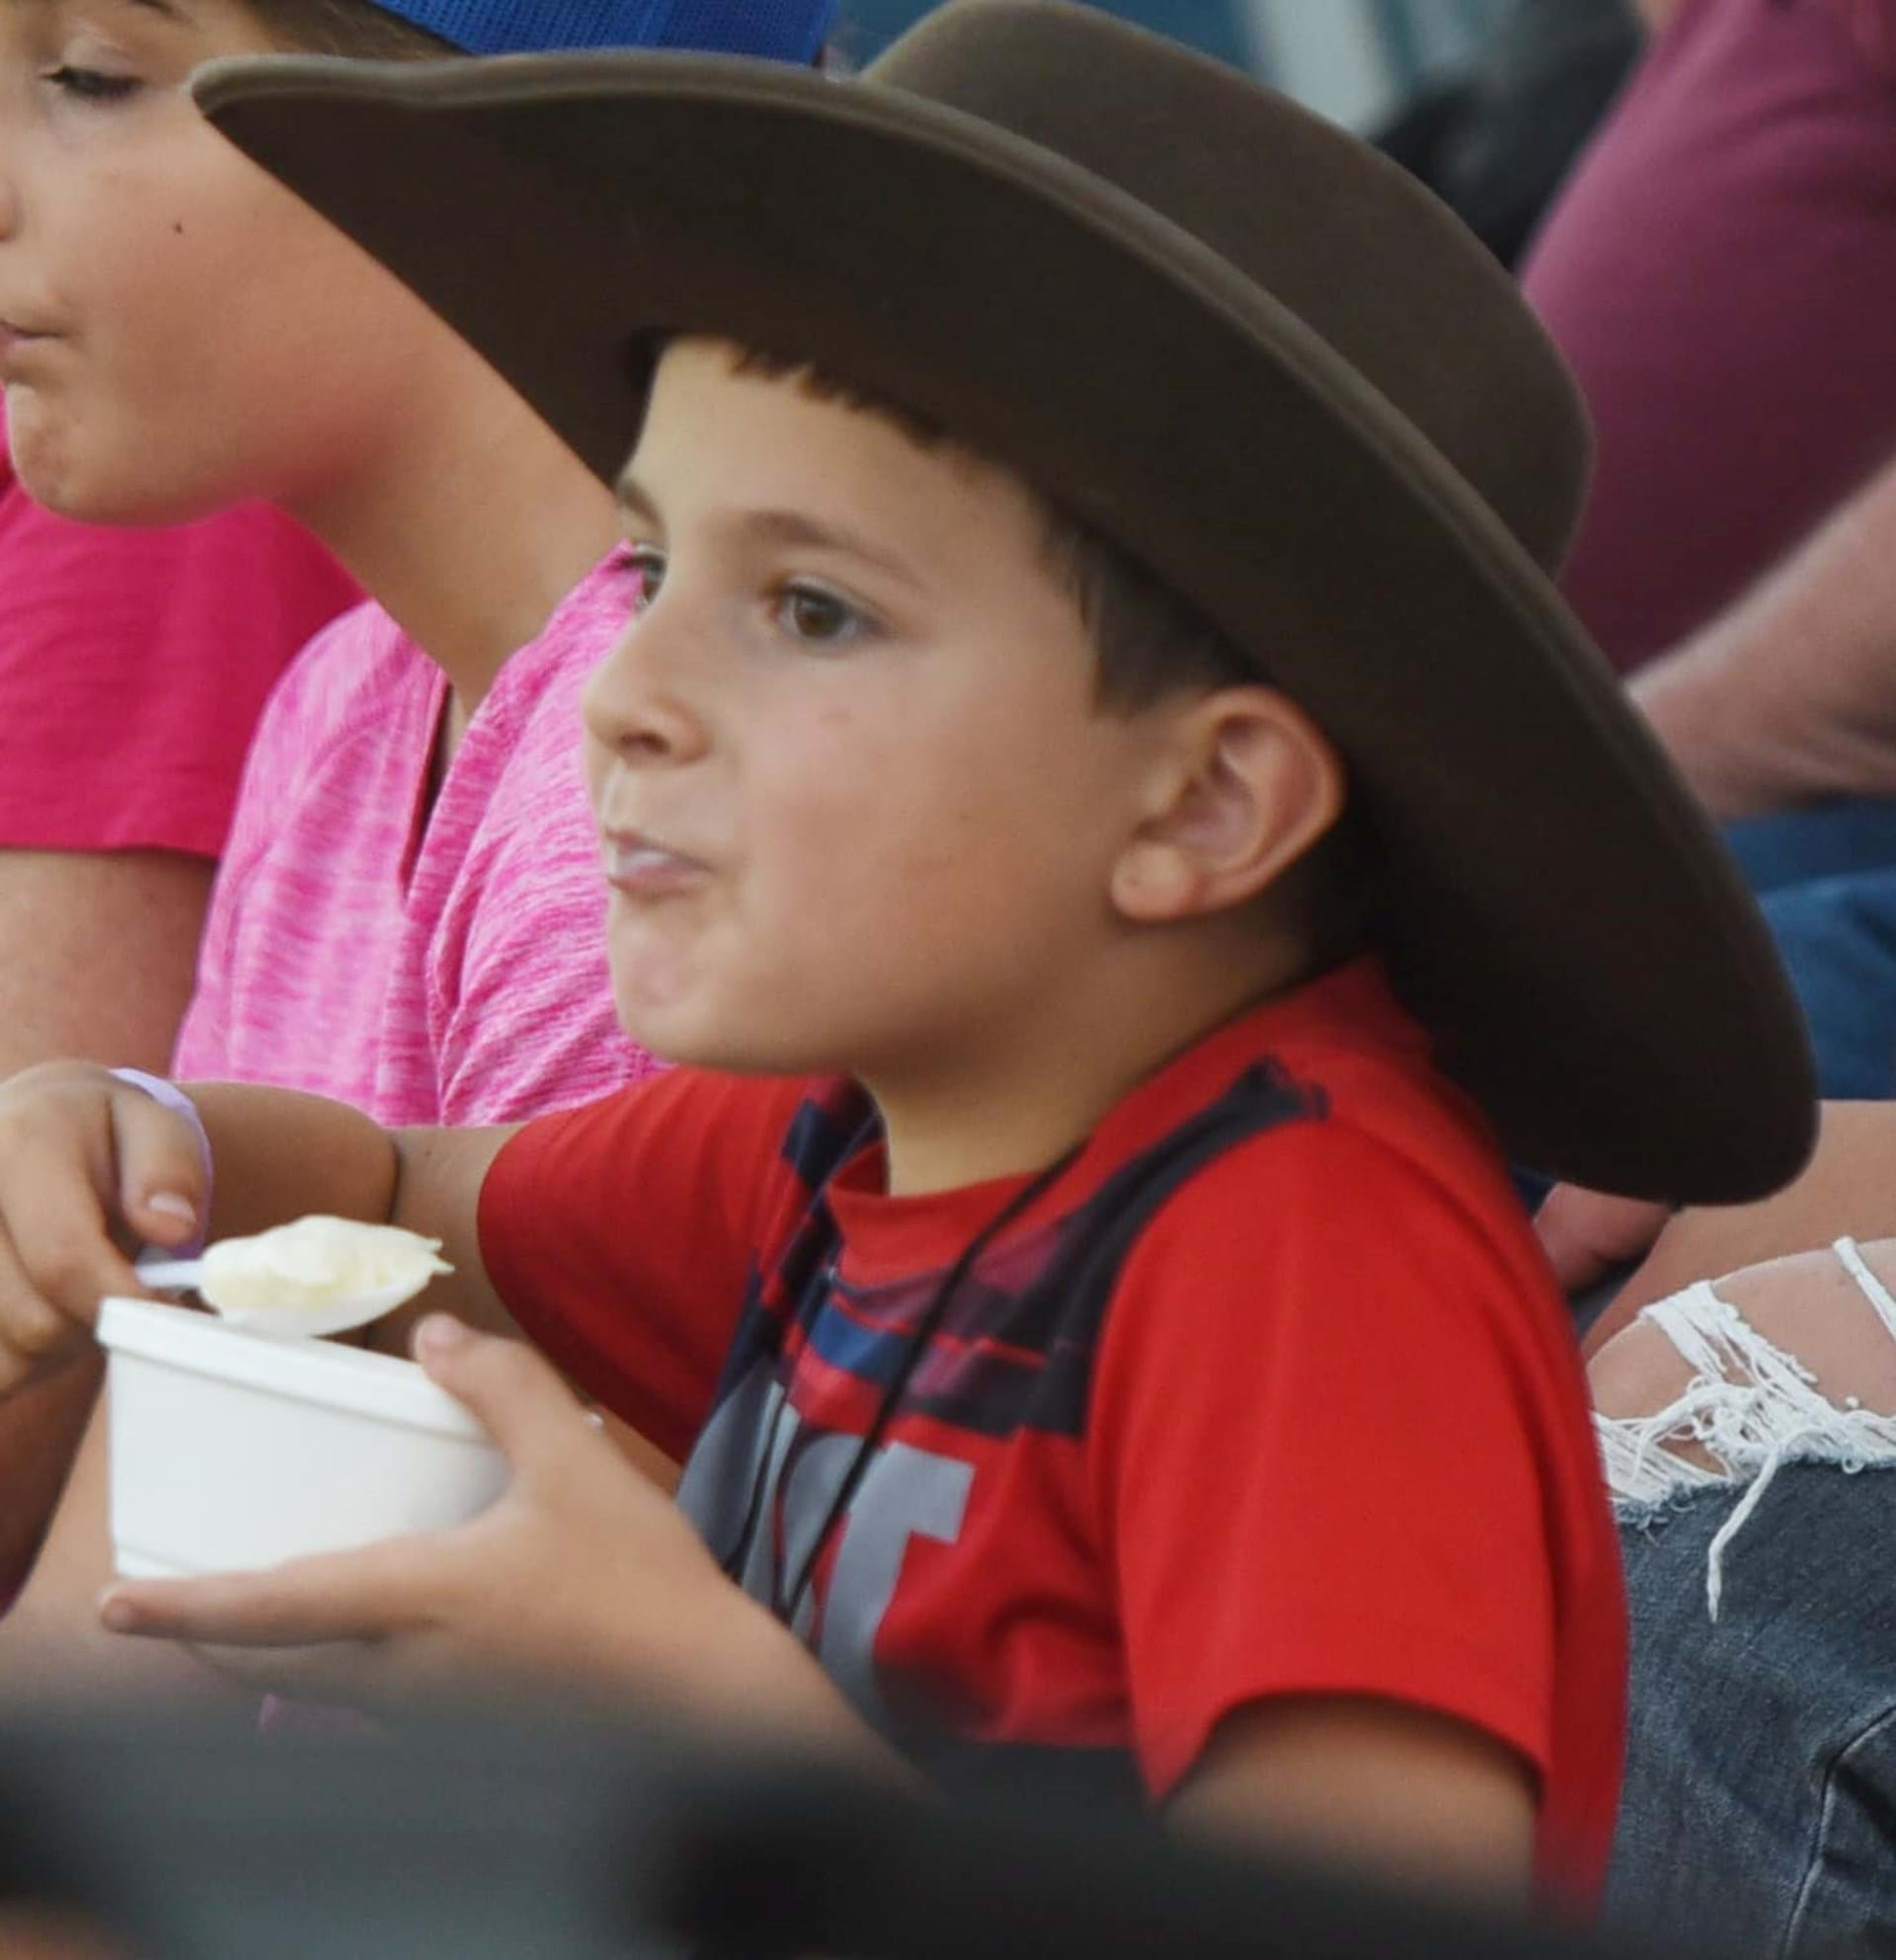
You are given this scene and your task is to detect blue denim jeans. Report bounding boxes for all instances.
[1593,808,1896,1944]
[1609,1465,1896,1954]
[1723,800,1896,1099]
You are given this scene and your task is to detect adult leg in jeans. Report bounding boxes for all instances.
[1609,1466,1896,1954]
[1594,1240,1896,1952]
[1722,799,1896,900]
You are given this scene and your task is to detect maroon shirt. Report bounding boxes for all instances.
[1522,0,1896,671]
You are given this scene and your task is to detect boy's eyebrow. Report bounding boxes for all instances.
[745,510,928,591]
[615,473,928,592]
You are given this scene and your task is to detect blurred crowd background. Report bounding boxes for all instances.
[843,0,1554,125]
[841,0,1641,271]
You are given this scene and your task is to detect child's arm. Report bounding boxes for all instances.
[1090,1120,1603,1908]
[172,1084,517,1343]
[0,1077,669,1703]
[1171,1698,1535,1904]
[94,1328,1532,1886]
[0,1062,511,1395]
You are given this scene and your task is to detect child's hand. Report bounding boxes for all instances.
[97,1320,873,1757]
[0,1063,208,1396]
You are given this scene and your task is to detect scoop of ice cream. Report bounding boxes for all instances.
[197,1215,452,1314]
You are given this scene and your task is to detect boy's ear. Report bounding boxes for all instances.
[1110,686,1347,924]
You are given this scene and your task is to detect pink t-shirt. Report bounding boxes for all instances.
[0,403,359,858]
[174,553,658,1125]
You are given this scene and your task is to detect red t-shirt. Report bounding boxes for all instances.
[0,405,357,858]
[481,960,1624,1906]
[1522,0,1896,670]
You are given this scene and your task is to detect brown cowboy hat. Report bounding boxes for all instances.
[192,0,1816,1202]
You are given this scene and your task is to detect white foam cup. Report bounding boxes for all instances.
[97,1295,510,1579]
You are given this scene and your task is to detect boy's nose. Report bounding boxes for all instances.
[581,612,709,765]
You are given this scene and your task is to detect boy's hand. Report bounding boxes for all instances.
[97,1321,876,1761]
[0,1063,208,1396]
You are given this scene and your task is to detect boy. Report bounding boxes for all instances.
[0,0,1814,1912]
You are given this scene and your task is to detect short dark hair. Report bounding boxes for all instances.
[240,0,455,58]
[720,346,1255,714]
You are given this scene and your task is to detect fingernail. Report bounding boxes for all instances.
[145,1193,198,1225]
[415,1314,467,1356]
[97,1590,136,1632]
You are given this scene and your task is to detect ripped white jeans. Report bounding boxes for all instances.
[1596,1235,1896,1618]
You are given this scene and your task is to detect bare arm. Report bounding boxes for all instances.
[1634,454,1896,819]
[0,1072,514,1396]
[0,1355,102,1605]
[0,1069,399,1657]
[1171,1697,1535,1906]
[124,1083,515,1339]
[0,849,211,1076]
[0,1096,683,1699]
[0,1397,255,1705]
[0,848,211,1598]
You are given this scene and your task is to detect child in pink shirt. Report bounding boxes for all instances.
[0,402,357,1606]
[0,0,833,1688]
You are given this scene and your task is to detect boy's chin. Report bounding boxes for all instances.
[612,993,835,1080]
[610,991,732,1074]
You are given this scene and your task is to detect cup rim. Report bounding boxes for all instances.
[97,1295,492,1442]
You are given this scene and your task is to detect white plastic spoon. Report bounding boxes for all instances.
[133,1216,452,1342]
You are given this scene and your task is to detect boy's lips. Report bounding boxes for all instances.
[599,829,710,899]
[0,322,56,372]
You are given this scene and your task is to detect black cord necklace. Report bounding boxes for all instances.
[724,1142,1080,1633]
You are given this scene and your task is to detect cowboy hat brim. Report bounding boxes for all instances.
[191,39,1816,1201]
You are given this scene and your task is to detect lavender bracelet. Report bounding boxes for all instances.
[108,1068,213,1259]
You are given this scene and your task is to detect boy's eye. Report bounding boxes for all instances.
[777,583,868,645]
[41,63,141,102]
[622,546,666,612]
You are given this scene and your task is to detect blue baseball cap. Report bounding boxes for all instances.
[381,0,835,60]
